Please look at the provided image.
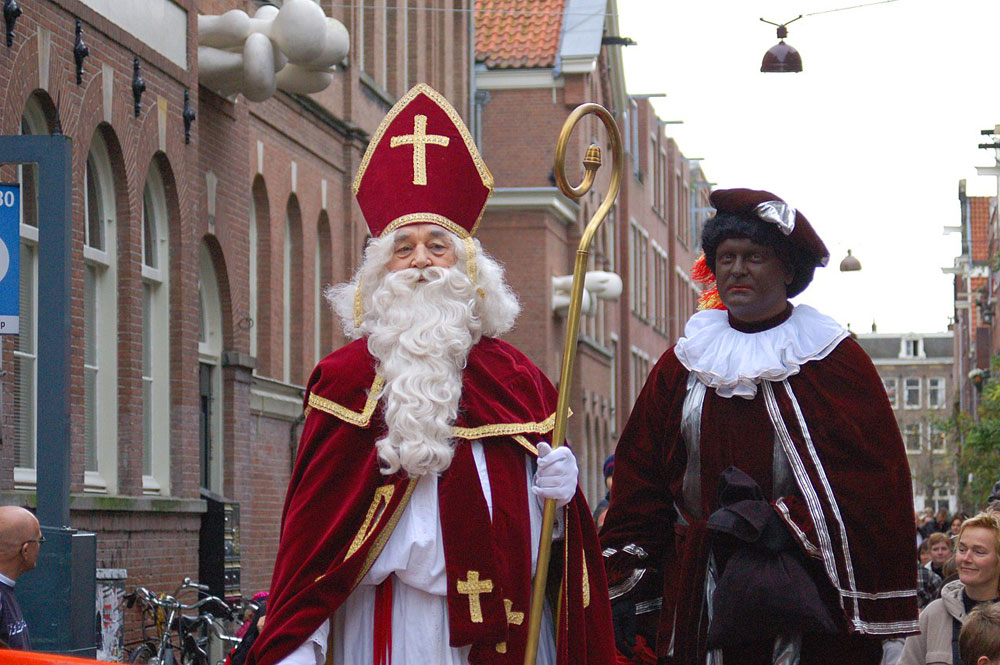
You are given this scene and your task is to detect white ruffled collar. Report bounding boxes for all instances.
[674,304,849,399]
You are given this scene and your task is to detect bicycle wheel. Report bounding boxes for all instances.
[130,643,158,665]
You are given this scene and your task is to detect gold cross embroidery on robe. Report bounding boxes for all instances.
[456,570,493,623]
[495,599,525,654]
[389,114,450,186]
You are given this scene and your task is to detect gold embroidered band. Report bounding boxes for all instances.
[353,477,420,587]
[380,213,471,239]
[344,485,395,560]
[353,276,364,330]
[451,409,569,441]
[307,375,385,427]
[462,235,478,289]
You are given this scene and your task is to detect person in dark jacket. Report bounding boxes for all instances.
[0,506,42,650]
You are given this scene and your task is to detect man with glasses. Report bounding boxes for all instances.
[0,505,41,649]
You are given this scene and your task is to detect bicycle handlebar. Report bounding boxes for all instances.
[130,585,235,617]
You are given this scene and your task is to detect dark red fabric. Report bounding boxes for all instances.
[438,442,508,650]
[248,336,615,665]
[600,336,918,662]
[354,85,491,238]
[709,188,828,267]
[374,577,392,665]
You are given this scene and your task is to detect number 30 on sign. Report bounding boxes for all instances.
[0,184,21,335]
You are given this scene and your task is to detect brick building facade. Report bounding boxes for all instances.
[0,0,712,636]
[948,182,994,419]
[856,332,956,513]
[474,0,711,504]
[0,0,474,611]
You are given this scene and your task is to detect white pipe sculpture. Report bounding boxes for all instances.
[551,270,623,316]
[198,0,349,102]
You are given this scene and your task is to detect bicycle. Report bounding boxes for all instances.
[126,577,242,665]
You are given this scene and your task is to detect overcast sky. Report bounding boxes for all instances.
[616,0,1000,333]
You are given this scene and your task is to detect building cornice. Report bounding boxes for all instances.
[476,69,564,90]
[487,187,579,226]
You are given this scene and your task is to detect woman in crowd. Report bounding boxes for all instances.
[949,514,968,538]
[925,532,954,580]
[900,511,1000,665]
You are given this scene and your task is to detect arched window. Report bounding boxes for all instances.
[198,243,223,494]
[83,130,119,494]
[314,212,332,365]
[141,164,171,494]
[283,197,303,384]
[249,177,269,366]
[13,94,49,488]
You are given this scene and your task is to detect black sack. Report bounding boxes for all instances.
[705,467,838,649]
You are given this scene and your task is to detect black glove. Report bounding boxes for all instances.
[611,598,636,658]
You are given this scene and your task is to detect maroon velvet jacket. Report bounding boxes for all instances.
[600,334,918,663]
[248,336,615,665]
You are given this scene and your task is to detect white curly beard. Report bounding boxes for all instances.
[364,265,480,477]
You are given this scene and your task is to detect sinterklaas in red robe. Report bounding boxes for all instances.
[248,336,615,665]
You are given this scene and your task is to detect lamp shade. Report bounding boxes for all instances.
[839,249,862,272]
[761,40,802,73]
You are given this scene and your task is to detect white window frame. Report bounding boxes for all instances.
[904,377,921,410]
[930,427,947,454]
[629,220,649,321]
[903,422,921,453]
[882,377,898,409]
[900,336,924,359]
[249,195,258,363]
[629,345,650,407]
[313,233,323,364]
[13,97,47,489]
[83,136,118,494]
[141,167,170,495]
[198,243,224,495]
[927,377,946,409]
[282,211,292,384]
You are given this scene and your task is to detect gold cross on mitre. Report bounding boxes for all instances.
[495,599,525,654]
[456,570,493,623]
[389,114,450,186]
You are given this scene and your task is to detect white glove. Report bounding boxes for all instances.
[532,442,578,508]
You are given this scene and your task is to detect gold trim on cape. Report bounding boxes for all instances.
[308,379,567,442]
[511,435,539,456]
[451,410,569,441]
[353,477,420,587]
[344,485,395,561]
[307,375,385,427]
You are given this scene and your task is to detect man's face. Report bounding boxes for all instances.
[714,238,793,323]
[387,224,458,273]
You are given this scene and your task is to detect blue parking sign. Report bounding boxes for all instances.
[0,184,19,334]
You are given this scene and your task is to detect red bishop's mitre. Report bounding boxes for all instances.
[353,83,494,238]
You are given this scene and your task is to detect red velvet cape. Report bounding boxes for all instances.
[600,336,918,662]
[248,336,615,665]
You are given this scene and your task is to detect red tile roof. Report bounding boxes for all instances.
[476,0,566,69]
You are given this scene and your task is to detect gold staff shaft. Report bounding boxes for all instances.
[523,102,623,665]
